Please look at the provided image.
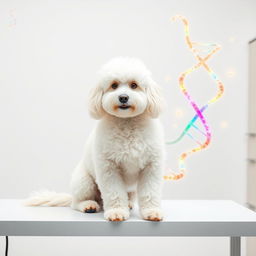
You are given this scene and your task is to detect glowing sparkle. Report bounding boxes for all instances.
[165,75,172,82]
[172,123,178,129]
[175,108,184,118]
[220,121,229,129]
[226,69,236,78]
[228,36,236,43]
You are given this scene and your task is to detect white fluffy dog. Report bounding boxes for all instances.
[25,57,166,221]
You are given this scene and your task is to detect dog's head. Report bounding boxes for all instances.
[88,57,164,119]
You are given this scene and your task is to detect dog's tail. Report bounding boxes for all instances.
[23,190,72,207]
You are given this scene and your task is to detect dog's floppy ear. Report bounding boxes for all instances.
[146,79,165,118]
[88,85,105,119]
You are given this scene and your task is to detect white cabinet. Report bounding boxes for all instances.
[247,38,256,256]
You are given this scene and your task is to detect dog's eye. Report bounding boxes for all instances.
[130,82,138,89]
[111,82,119,89]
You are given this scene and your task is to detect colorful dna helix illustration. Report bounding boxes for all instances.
[164,15,224,181]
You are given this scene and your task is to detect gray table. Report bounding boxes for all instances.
[1,200,256,256]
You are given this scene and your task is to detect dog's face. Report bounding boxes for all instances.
[101,79,148,118]
[88,57,164,119]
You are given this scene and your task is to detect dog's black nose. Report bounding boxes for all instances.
[119,94,129,104]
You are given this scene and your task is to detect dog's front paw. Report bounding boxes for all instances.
[141,207,163,221]
[104,208,130,221]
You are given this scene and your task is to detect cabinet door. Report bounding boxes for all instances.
[247,162,256,207]
[248,40,256,133]
[247,237,256,256]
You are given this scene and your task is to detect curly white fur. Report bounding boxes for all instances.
[24,57,166,221]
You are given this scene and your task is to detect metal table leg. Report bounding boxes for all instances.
[230,237,241,256]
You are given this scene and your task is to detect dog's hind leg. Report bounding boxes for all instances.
[70,166,100,213]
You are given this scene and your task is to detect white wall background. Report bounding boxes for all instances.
[0,0,255,255]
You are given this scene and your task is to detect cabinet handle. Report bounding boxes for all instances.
[247,158,256,164]
[247,132,256,137]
